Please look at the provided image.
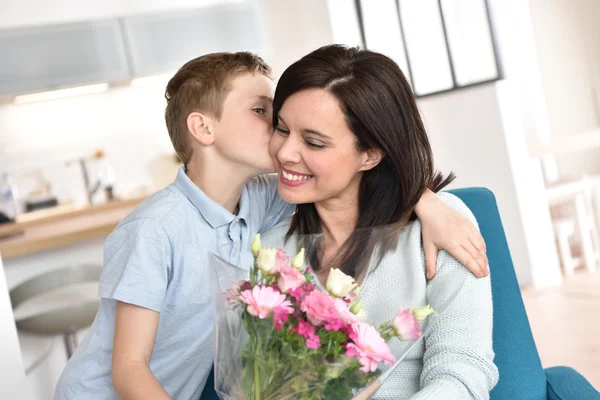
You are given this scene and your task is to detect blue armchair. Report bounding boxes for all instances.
[450,187,599,400]
[201,187,599,400]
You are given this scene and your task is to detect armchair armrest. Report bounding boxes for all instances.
[545,366,600,400]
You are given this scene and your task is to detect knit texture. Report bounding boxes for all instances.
[262,192,499,399]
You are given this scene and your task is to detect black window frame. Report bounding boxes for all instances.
[353,0,503,98]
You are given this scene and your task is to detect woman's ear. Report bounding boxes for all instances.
[359,148,383,171]
[187,112,215,146]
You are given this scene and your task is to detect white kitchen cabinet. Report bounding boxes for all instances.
[120,0,267,77]
[0,20,130,96]
[0,0,267,96]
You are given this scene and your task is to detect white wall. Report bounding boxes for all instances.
[260,0,334,77]
[529,0,600,179]
[418,81,561,288]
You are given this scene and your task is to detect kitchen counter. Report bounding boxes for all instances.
[0,196,147,259]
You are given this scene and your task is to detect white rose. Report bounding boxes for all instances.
[326,268,357,298]
[256,248,278,275]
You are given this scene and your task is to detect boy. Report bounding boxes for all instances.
[55,52,487,400]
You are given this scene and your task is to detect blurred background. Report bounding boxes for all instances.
[0,0,598,398]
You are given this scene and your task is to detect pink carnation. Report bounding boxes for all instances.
[345,322,396,372]
[393,308,422,340]
[273,306,292,330]
[292,319,321,349]
[334,298,359,325]
[300,290,339,327]
[225,280,251,308]
[278,266,306,293]
[240,285,293,319]
[289,283,316,302]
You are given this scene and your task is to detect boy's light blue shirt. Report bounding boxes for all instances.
[54,168,293,400]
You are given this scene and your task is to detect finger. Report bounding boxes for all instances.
[457,242,485,278]
[469,237,489,276]
[423,241,439,280]
[470,226,487,253]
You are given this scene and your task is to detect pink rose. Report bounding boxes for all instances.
[300,290,339,326]
[392,308,422,340]
[240,285,293,319]
[278,265,306,293]
[256,248,290,275]
[345,322,396,372]
[276,249,291,270]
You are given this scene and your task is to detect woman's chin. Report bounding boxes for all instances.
[277,187,313,205]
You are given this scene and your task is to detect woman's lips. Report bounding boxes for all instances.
[280,168,314,187]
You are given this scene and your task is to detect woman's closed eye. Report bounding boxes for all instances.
[305,139,325,149]
[276,126,326,149]
[275,125,290,136]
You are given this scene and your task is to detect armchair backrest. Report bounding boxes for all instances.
[449,188,547,399]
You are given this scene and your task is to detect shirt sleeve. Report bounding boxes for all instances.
[411,193,499,400]
[247,174,295,233]
[98,217,172,313]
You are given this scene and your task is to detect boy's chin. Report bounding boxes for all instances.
[253,162,276,175]
[243,164,275,178]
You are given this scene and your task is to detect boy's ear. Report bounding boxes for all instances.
[359,148,383,172]
[187,112,215,146]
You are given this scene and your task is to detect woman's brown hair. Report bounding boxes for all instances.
[273,45,454,278]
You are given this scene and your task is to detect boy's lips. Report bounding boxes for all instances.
[279,168,314,187]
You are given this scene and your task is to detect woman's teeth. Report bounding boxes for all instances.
[282,170,312,181]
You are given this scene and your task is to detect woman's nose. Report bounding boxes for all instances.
[276,134,302,164]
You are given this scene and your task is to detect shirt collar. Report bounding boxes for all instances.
[173,167,250,228]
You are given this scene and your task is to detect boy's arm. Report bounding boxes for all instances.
[112,302,171,400]
[99,217,172,397]
[415,189,488,279]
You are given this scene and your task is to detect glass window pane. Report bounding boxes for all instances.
[359,0,411,83]
[400,0,454,96]
[441,0,499,86]
[326,0,363,48]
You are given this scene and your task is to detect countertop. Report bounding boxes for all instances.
[0,196,147,259]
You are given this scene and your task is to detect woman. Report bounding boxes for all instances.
[261,45,499,399]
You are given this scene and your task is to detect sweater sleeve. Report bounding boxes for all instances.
[410,193,499,400]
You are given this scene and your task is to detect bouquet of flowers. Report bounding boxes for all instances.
[210,234,436,400]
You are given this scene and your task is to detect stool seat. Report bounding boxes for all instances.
[9,264,103,358]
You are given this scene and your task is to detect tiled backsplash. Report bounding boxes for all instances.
[0,79,180,211]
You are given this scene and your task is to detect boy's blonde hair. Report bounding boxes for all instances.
[165,52,272,165]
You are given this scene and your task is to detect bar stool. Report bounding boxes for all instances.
[9,264,103,359]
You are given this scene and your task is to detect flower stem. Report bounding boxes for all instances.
[254,338,261,400]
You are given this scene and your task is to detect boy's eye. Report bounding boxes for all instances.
[275,126,290,136]
[253,108,266,114]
